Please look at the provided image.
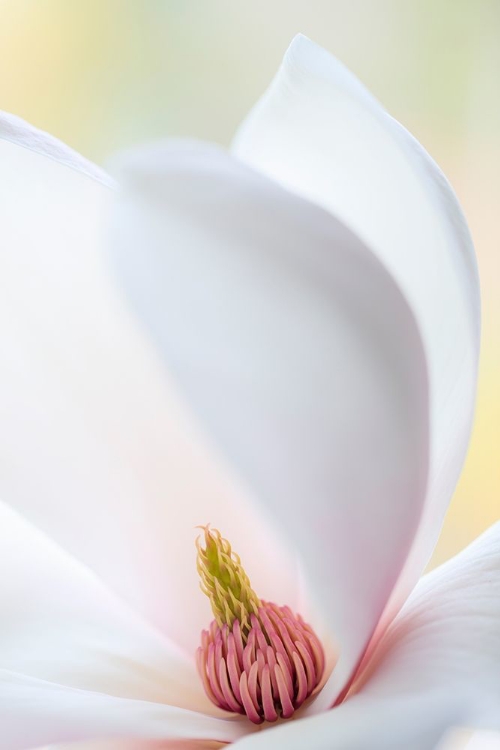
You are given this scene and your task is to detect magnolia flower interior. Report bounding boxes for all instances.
[196,526,325,722]
[0,32,498,750]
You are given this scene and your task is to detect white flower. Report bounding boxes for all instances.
[0,34,497,750]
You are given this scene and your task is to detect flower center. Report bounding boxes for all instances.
[196,526,325,724]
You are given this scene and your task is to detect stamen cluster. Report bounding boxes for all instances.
[197,601,324,723]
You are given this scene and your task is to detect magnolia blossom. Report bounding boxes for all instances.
[0,34,498,750]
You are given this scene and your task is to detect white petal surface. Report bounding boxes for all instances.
[0,671,244,750]
[233,522,500,749]
[0,112,113,186]
[109,141,429,709]
[465,733,500,750]
[354,521,500,729]
[233,34,481,652]
[0,115,298,654]
[233,691,462,750]
[0,500,210,711]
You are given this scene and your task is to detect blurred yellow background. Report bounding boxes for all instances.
[0,0,498,567]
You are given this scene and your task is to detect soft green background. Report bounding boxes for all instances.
[1,0,498,567]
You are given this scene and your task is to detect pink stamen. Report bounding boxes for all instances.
[296,638,316,694]
[292,650,308,706]
[240,670,261,724]
[233,619,244,668]
[197,601,324,724]
[261,664,278,722]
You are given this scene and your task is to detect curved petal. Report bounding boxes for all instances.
[0,111,113,187]
[232,691,462,750]
[0,116,298,654]
[352,521,500,729]
[108,140,429,710]
[233,34,481,641]
[232,522,500,749]
[0,500,213,713]
[0,671,244,750]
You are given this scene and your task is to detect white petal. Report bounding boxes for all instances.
[0,671,244,750]
[0,111,113,187]
[0,115,298,654]
[232,691,462,750]
[353,521,500,729]
[0,500,213,713]
[232,523,500,749]
[233,34,481,635]
[108,140,429,707]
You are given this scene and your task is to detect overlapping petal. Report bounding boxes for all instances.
[233,35,481,668]
[109,140,429,711]
[232,522,500,749]
[232,690,462,750]
[0,116,297,655]
[355,521,500,730]
[0,671,243,750]
[0,500,210,711]
[0,112,113,187]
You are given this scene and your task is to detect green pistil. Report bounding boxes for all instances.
[196,526,260,638]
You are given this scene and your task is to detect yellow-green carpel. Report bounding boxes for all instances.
[196,526,325,724]
[196,525,260,638]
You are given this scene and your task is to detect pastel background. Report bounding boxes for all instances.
[0,0,498,568]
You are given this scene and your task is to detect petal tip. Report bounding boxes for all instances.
[0,110,115,188]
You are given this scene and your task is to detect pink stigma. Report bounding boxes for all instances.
[196,601,325,724]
